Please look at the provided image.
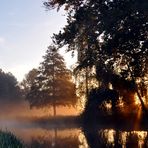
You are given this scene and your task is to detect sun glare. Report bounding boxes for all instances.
[76,96,86,113]
[134,94,141,105]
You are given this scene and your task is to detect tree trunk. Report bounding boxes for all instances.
[52,56,56,117]
[85,67,89,98]
[53,102,56,116]
[136,88,148,117]
[129,69,148,117]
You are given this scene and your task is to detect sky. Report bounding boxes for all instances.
[0,0,77,82]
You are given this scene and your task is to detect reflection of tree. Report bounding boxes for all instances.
[82,126,148,148]
[29,134,80,148]
[28,127,148,148]
[82,127,106,148]
[144,133,148,148]
[126,133,139,148]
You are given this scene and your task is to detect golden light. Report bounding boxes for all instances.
[76,96,86,113]
[131,131,147,147]
[120,132,128,146]
[78,132,89,148]
[134,94,141,105]
[103,129,115,145]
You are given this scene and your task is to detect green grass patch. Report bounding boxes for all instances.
[0,130,24,148]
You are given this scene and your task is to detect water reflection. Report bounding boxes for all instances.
[26,128,148,148]
[29,135,80,148]
[82,127,148,148]
[0,120,148,148]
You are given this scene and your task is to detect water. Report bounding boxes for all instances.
[0,118,148,148]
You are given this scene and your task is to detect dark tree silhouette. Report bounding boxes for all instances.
[20,68,38,97]
[44,0,148,117]
[26,46,77,116]
[0,69,21,103]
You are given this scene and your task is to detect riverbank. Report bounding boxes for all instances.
[0,130,24,147]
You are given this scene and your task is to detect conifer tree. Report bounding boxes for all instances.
[27,46,77,116]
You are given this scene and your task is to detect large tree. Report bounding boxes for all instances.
[44,0,148,115]
[26,46,77,116]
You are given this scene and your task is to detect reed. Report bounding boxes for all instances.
[0,130,24,148]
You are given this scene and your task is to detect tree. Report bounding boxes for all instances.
[26,46,77,116]
[20,68,38,96]
[74,66,98,112]
[44,0,148,115]
[0,69,21,103]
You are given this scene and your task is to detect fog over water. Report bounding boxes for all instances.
[0,101,148,147]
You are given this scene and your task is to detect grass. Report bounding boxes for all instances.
[0,130,24,148]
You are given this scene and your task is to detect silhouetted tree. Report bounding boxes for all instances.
[27,46,77,116]
[20,68,38,96]
[44,0,148,116]
[0,69,21,103]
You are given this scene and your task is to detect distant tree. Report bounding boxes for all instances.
[0,69,21,103]
[20,68,38,96]
[26,46,77,116]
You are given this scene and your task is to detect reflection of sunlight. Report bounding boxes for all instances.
[134,106,142,130]
[131,131,147,147]
[106,129,115,144]
[120,132,128,147]
[78,132,89,148]
[99,129,148,148]
[102,129,115,145]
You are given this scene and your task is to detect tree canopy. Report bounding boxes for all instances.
[45,0,147,80]
[26,46,77,115]
[20,68,38,96]
[44,0,148,115]
[0,69,21,103]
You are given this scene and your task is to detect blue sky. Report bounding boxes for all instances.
[0,0,76,81]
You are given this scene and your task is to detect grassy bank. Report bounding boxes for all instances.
[0,130,24,148]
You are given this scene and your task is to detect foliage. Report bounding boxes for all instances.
[0,69,21,103]
[26,46,77,109]
[45,0,147,79]
[75,67,98,111]
[44,0,148,112]
[0,130,24,148]
[20,68,38,96]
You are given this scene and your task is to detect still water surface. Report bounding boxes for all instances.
[0,119,148,148]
